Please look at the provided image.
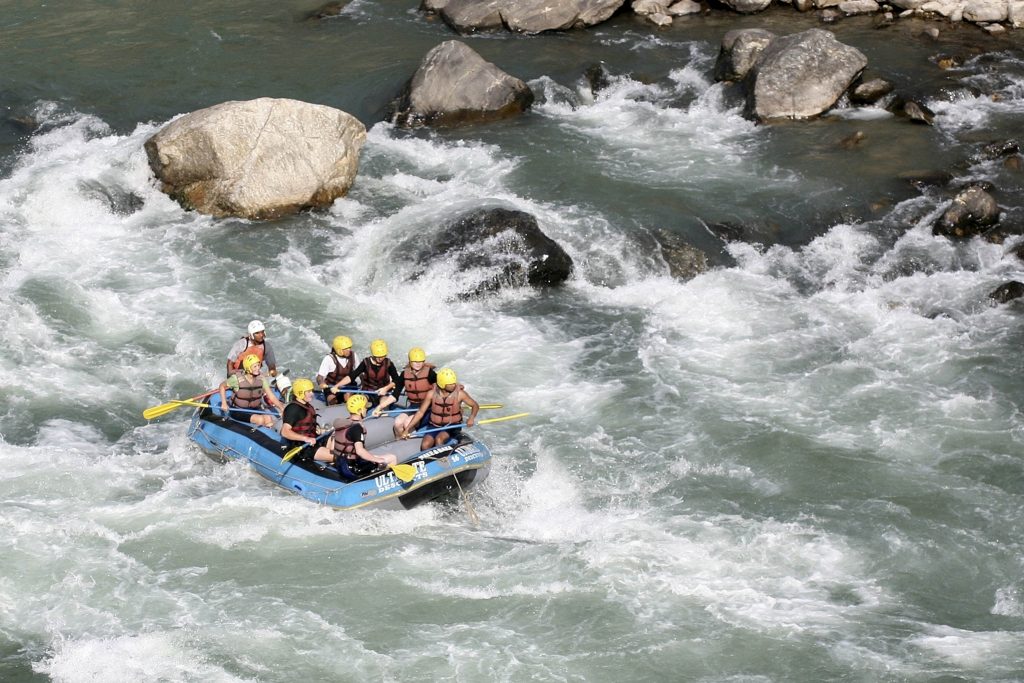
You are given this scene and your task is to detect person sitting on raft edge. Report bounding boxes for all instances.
[348,338,401,415]
[393,346,436,438]
[316,335,358,406]
[401,367,479,450]
[218,353,285,427]
[279,378,331,464]
[226,319,277,378]
[327,395,398,482]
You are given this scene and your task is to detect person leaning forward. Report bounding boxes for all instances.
[279,378,331,464]
[401,367,479,450]
[326,395,398,482]
[218,353,284,427]
[315,335,359,406]
[227,319,277,378]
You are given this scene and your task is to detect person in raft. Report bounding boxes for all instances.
[401,368,479,450]
[226,319,277,378]
[327,395,398,482]
[392,347,436,438]
[348,339,401,414]
[279,378,330,464]
[218,353,285,427]
[315,335,359,406]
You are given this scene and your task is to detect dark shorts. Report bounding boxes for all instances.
[337,457,376,482]
[229,408,258,423]
[427,424,461,442]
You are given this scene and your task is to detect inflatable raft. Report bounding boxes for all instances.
[186,394,491,511]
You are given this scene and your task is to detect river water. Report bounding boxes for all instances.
[1,1,1024,681]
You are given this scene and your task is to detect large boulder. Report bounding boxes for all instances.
[145,98,365,219]
[744,29,868,121]
[407,207,573,297]
[439,0,626,33]
[387,41,534,127]
[719,0,773,12]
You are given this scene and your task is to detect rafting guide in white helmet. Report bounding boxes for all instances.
[226,319,278,378]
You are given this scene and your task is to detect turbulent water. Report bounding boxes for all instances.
[1,2,1024,681]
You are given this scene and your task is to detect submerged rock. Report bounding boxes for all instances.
[933,185,1001,238]
[850,78,894,105]
[145,97,366,220]
[306,1,351,19]
[409,207,573,297]
[387,41,534,127]
[653,229,708,280]
[989,280,1024,304]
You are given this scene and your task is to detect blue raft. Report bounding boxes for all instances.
[186,397,492,511]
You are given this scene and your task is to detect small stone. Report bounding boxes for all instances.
[924,26,941,38]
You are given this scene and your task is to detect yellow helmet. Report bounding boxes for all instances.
[370,339,388,358]
[332,335,353,354]
[346,394,368,414]
[242,353,261,374]
[408,347,426,362]
[291,378,314,400]
[436,367,457,388]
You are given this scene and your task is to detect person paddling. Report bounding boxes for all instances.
[327,395,398,482]
[218,353,285,427]
[393,347,436,438]
[226,319,277,378]
[401,368,479,450]
[279,378,330,464]
[348,339,401,414]
[315,335,358,405]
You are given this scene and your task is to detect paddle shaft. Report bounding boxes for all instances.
[413,412,530,437]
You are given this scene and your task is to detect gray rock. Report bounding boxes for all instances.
[306,1,351,19]
[421,0,450,11]
[719,0,774,12]
[902,99,936,125]
[387,41,534,127]
[633,0,668,12]
[409,207,573,296]
[667,0,703,13]
[440,0,626,33]
[839,0,881,13]
[746,29,868,121]
[714,28,777,82]
[655,230,708,280]
[988,280,1024,304]
[933,185,1001,238]
[850,78,894,104]
[963,0,1008,21]
[145,98,366,219]
[647,11,674,23]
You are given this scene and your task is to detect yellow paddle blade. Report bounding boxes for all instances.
[391,463,417,482]
[477,412,529,426]
[142,402,182,420]
[171,400,210,408]
[281,445,303,463]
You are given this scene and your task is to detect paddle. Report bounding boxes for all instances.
[172,400,279,416]
[281,429,333,463]
[381,403,503,416]
[317,387,380,396]
[142,389,217,420]
[413,412,530,437]
[390,463,417,482]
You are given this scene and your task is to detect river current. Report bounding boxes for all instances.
[1,1,1023,681]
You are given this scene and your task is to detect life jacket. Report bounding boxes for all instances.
[230,371,265,409]
[402,363,435,405]
[361,357,392,391]
[229,337,265,371]
[331,421,360,462]
[287,400,318,438]
[429,384,464,427]
[324,352,353,386]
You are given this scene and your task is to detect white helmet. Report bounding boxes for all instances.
[247,320,265,336]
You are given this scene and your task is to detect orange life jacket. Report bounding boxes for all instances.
[429,384,463,427]
[402,363,435,405]
[229,337,265,371]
